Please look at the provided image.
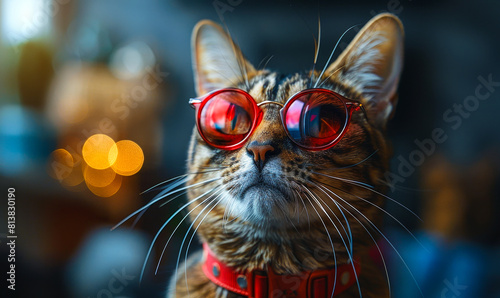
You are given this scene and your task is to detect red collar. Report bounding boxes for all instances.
[202,243,361,298]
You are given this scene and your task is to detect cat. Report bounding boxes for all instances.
[166,13,404,297]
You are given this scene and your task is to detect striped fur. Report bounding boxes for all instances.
[168,13,403,298]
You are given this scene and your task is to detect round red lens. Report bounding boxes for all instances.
[284,90,347,149]
[199,90,256,147]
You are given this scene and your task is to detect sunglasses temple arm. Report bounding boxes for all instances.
[189,98,202,109]
[347,102,371,123]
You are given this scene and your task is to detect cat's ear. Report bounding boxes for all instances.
[192,20,256,96]
[326,13,404,127]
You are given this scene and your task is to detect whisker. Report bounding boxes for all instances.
[297,187,339,296]
[314,185,354,257]
[221,24,251,91]
[222,186,237,232]
[317,183,424,297]
[224,216,238,226]
[141,168,223,195]
[314,24,359,88]
[198,54,242,89]
[326,150,379,172]
[139,186,221,282]
[141,175,187,195]
[312,171,422,221]
[294,188,300,223]
[306,186,353,257]
[317,183,392,297]
[281,198,300,234]
[179,192,224,297]
[314,179,429,253]
[377,178,436,193]
[193,166,226,171]
[154,187,224,275]
[131,209,147,229]
[293,188,310,230]
[222,188,232,220]
[309,14,321,89]
[158,190,189,208]
[313,171,375,189]
[112,177,220,230]
[207,18,249,90]
[301,186,362,298]
[130,178,191,228]
[317,65,345,88]
[257,55,275,70]
[223,187,240,228]
[130,176,194,233]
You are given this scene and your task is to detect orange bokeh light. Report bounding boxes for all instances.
[82,134,118,169]
[48,149,74,180]
[61,160,85,187]
[51,134,145,196]
[86,174,123,197]
[109,140,144,176]
[83,164,117,188]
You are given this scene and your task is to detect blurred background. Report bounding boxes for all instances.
[0,0,499,297]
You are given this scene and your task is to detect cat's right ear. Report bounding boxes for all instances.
[192,20,255,96]
[326,13,404,128]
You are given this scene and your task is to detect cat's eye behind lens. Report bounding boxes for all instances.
[196,89,259,149]
[282,90,348,150]
[192,88,358,151]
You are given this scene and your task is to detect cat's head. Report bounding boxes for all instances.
[186,14,403,233]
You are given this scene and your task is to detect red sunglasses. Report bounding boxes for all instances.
[189,88,363,151]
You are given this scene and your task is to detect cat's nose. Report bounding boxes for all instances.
[246,141,278,171]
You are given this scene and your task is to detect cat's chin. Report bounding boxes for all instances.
[240,184,294,228]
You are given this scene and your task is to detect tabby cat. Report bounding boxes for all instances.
[167,13,404,297]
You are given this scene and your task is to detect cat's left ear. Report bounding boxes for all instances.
[192,20,256,96]
[326,13,404,127]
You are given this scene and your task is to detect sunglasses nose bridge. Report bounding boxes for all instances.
[253,100,287,135]
[245,103,287,153]
[253,100,285,130]
[256,101,284,108]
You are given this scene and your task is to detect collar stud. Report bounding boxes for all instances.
[212,263,220,277]
[237,275,248,289]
